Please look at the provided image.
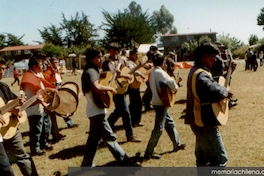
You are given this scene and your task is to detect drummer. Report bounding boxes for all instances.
[44,57,79,143]
[20,51,56,155]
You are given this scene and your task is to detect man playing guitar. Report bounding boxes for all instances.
[20,51,57,156]
[102,42,141,143]
[0,58,39,176]
[81,48,138,166]
[185,42,233,170]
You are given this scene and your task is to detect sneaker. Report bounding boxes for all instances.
[127,137,141,143]
[173,143,186,152]
[144,152,161,160]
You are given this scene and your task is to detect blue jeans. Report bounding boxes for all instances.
[0,142,14,176]
[28,114,51,152]
[191,125,228,167]
[145,105,181,154]
[108,94,134,139]
[82,114,129,166]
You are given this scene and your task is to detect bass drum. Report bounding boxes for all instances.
[61,81,80,97]
[54,88,79,117]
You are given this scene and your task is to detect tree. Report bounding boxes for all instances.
[102,1,155,48]
[198,35,212,45]
[41,43,63,57]
[249,34,259,46]
[4,33,24,46]
[0,34,6,49]
[181,40,198,60]
[61,12,98,47]
[169,26,177,34]
[217,34,242,52]
[257,7,264,30]
[39,12,98,48]
[38,24,64,46]
[151,5,174,35]
[151,5,175,42]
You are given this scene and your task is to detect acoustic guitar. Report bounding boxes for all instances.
[130,67,152,89]
[211,49,233,126]
[92,60,121,108]
[1,90,46,139]
[193,50,233,127]
[116,56,148,94]
[160,72,181,107]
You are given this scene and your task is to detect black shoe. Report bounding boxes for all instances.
[228,100,237,109]
[173,143,186,152]
[43,143,53,151]
[144,152,160,160]
[32,149,46,156]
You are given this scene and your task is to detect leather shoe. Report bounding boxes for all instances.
[144,152,161,160]
[173,143,186,152]
[127,137,141,143]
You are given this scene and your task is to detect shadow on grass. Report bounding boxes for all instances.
[174,99,186,104]
[49,144,86,160]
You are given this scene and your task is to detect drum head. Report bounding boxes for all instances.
[61,81,79,96]
[54,88,79,117]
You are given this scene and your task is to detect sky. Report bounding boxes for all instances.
[1,0,264,45]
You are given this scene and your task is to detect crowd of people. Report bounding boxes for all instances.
[0,41,242,175]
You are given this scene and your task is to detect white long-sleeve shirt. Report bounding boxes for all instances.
[149,66,178,106]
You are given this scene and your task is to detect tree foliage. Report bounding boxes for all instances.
[257,7,264,30]
[151,5,174,35]
[61,12,98,47]
[101,1,155,48]
[38,24,64,46]
[248,34,259,46]
[38,12,98,48]
[217,34,243,52]
[0,33,24,49]
[41,43,63,57]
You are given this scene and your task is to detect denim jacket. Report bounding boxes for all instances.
[185,66,228,126]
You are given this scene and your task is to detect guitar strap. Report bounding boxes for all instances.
[191,68,212,127]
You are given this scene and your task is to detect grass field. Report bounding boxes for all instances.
[5,61,264,175]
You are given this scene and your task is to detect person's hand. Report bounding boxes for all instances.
[0,114,5,126]
[10,108,23,118]
[125,74,132,80]
[226,87,233,99]
[231,60,237,73]
[109,87,117,95]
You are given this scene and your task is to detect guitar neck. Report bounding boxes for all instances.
[225,49,233,87]
[128,64,141,74]
[109,61,122,87]
[0,98,20,115]
[18,95,38,111]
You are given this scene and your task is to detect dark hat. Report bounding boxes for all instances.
[129,47,138,55]
[31,50,46,58]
